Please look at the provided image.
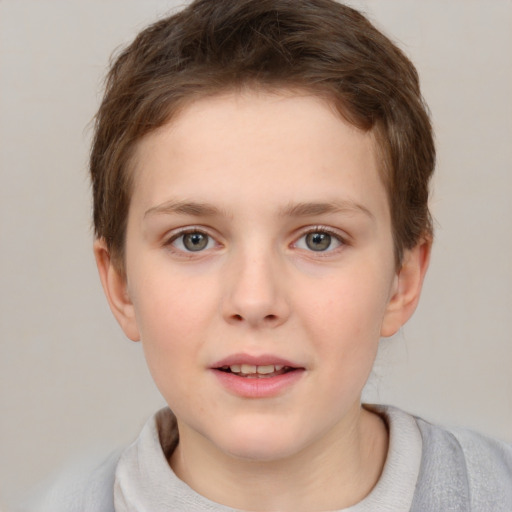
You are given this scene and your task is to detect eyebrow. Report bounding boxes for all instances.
[279,200,375,220]
[144,200,224,218]
[144,199,374,220]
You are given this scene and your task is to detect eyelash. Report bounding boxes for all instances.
[164,225,347,256]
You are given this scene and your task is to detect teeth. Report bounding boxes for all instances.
[228,364,287,375]
[256,365,275,375]
[240,364,257,374]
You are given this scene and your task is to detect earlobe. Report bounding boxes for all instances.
[380,240,431,338]
[93,239,141,342]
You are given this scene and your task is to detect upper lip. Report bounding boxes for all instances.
[211,353,303,369]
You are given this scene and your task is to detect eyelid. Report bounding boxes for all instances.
[301,225,346,238]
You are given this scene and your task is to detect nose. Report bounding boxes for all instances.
[221,246,290,328]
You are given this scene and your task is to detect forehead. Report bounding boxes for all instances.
[129,90,388,221]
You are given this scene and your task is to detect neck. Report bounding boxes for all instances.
[170,405,388,512]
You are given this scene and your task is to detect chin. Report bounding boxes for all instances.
[225,440,299,463]
[211,419,310,463]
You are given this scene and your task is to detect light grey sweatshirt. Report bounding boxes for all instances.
[21,406,512,511]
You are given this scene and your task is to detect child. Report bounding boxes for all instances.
[31,0,512,510]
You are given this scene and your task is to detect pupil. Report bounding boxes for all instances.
[306,232,331,251]
[184,232,208,251]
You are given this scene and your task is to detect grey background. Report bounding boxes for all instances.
[1,0,511,507]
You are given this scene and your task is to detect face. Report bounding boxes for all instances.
[101,90,420,463]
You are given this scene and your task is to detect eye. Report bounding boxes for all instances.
[295,229,344,252]
[169,230,216,252]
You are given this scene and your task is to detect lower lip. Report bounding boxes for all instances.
[211,369,305,398]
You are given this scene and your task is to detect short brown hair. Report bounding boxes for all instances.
[90,0,435,269]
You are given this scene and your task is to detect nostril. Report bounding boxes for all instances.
[227,312,284,325]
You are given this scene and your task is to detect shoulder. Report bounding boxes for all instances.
[18,449,120,512]
[413,414,512,511]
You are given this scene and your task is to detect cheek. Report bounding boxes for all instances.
[298,267,392,358]
[129,270,217,383]
[131,264,215,335]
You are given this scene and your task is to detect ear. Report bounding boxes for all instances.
[380,240,431,338]
[93,239,140,342]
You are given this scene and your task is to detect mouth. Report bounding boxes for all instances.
[216,364,297,379]
[210,354,305,397]
[211,356,305,398]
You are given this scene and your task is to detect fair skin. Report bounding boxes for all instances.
[95,90,430,511]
